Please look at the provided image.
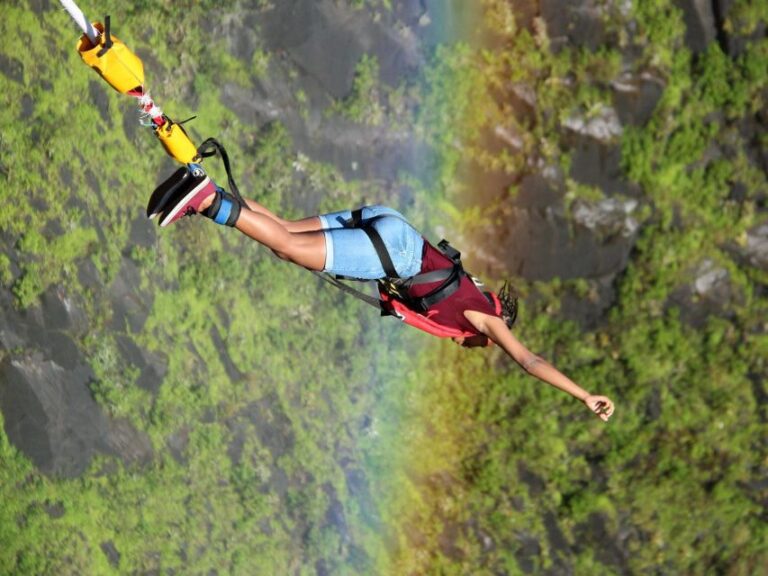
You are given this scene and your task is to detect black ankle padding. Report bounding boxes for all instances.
[224,196,241,226]
[202,190,223,219]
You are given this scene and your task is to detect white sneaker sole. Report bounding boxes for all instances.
[159,176,213,227]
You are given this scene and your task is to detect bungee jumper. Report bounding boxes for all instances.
[65,1,614,422]
[146,167,615,422]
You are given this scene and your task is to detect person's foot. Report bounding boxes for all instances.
[147,165,200,220]
[158,170,217,227]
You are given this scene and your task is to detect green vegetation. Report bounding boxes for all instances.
[1,0,766,574]
[330,53,386,126]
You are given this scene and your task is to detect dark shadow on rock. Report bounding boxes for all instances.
[44,500,66,519]
[109,259,151,333]
[340,456,380,528]
[249,394,296,458]
[40,285,88,333]
[612,72,665,128]
[543,511,573,575]
[476,174,638,282]
[107,418,153,466]
[58,164,74,190]
[0,54,23,83]
[100,540,121,569]
[438,521,465,561]
[713,0,767,57]
[115,334,165,394]
[122,105,140,144]
[226,405,292,508]
[508,0,539,32]
[21,93,34,120]
[254,0,422,96]
[515,532,542,574]
[541,0,611,51]
[0,347,155,477]
[128,213,157,249]
[559,276,618,331]
[88,80,112,126]
[166,426,190,464]
[567,136,643,199]
[322,482,351,546]
[27,0,53,13]
[573,512,630,575]
[210,324,243,383]
[0,353,113,477]
[518,460,545,496]
[675,0,717,54]
[644,386,663,423]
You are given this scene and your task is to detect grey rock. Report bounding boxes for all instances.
[213,0,437,184]
[475,174,638,281]
[564,105,623,142]
[744,222,768,271]
[511,82,537,108]
[693,259,729,297]
[107,418,153,466]
[612,71,665,127]
[572,197,639,238]
[0,353,112,477]
[541,0,611,50]
[0,351,154,476]
[667,258,740,327]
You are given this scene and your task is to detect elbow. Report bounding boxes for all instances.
[521,355,544,374]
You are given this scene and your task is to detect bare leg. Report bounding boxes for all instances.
[242,199,324,233]
[200,194,326,270]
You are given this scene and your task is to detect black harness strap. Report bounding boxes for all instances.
[97,15,114,57]
[361,226,400,279]
[362,216,464,306]
[197,138,246,207]
[412,264,463,311]
[324,209,472,314]
[312,271,382,309]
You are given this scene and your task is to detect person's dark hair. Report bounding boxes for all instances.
[498,281,519,328]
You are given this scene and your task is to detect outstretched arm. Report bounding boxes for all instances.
[465,311,615,422]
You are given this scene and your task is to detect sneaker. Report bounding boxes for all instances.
[158,166,217,227]
[147,166,191,219]
[148,164,211,220]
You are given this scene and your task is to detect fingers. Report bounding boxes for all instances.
[590,397,614,421]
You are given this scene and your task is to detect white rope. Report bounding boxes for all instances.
[58,0,99,44]
[138,93,163,120]
[146,104,163,119]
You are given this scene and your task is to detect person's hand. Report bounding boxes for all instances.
[584,395,614,422]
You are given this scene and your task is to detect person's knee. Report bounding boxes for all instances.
[271,248,291,262]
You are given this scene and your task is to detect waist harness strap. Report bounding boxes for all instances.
[346,208,465,311]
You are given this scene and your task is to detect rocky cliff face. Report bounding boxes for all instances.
[1,0,765,573]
